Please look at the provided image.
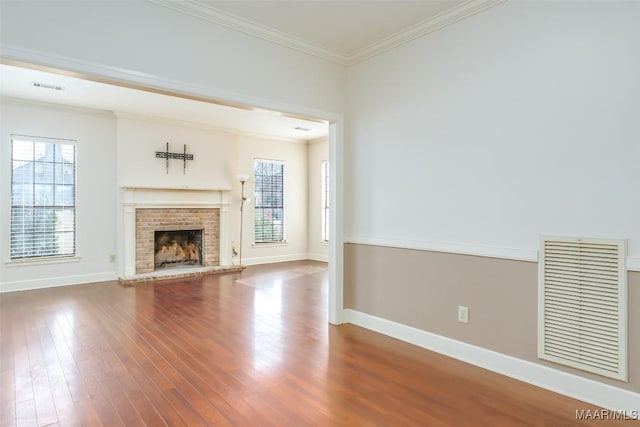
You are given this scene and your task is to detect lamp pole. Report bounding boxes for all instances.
[238,175,249,268]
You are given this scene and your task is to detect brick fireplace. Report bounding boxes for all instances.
[121,187,230,278]
[135,208,219,274]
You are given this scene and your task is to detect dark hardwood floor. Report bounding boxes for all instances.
[0,261,623,426]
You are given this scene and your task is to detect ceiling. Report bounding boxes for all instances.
[190,0,464,56]
[150,0,499,64]
[210,0,461,56]
[0,64,328,140]
[1,1,502,137]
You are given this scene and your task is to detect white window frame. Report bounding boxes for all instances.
[10,135,77,261]
[253,159,286,244]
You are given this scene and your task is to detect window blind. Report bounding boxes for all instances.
[11,136,76,259]
[254,160,285,243]
[321,160,329,242]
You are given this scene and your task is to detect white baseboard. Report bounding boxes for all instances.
[343,309,639,411]
[242,253,308,266]
[306,253,329,262]
[0,272,118,293]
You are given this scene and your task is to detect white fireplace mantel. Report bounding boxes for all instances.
[121,187,231,277]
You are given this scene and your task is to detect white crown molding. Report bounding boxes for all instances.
[1,43,255,108]
[343,309,640,412]
[1,44,340,124]
[1,95,117,118]
[147,0,347,64]
[348,0,507,65]
[113,111,308,144]
[308,136,329,145]
[147,0,507,66]
[2,96,308,144]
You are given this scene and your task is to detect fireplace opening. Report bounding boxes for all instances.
[154,229,203,269]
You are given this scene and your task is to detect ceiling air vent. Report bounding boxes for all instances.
[538,236,627,381]
[33,82,65,91]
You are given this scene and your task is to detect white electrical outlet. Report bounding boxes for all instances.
[109,254,116,263]
[458,305,469,324]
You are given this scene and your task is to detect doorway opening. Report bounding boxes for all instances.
[1,59,343,324]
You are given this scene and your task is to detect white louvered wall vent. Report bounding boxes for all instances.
[538,236,627,381]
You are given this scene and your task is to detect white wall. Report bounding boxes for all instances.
[307,137,329,261]
[116,115,234,190]
[115,116,313,267]
[234,135,309,265]
[0,100,319,290]
[1,0,342,310]
[345,1,640,264]
[115,115,236,276]
[0,0,345,117]
[0,99,118,291]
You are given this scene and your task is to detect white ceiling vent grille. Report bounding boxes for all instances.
[538,236,627,381]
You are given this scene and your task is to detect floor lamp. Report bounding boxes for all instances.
[238,174,250,268]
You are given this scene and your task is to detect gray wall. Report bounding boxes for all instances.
[344,243,639,392]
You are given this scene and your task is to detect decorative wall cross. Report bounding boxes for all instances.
[155,143,194,174]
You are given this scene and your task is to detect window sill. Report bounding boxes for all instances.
[252,242,288,248]
[5,256,81,267]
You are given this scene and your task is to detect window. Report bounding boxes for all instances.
[321,160,329,242]
[254,159,285,243]
[11,136,76,259]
